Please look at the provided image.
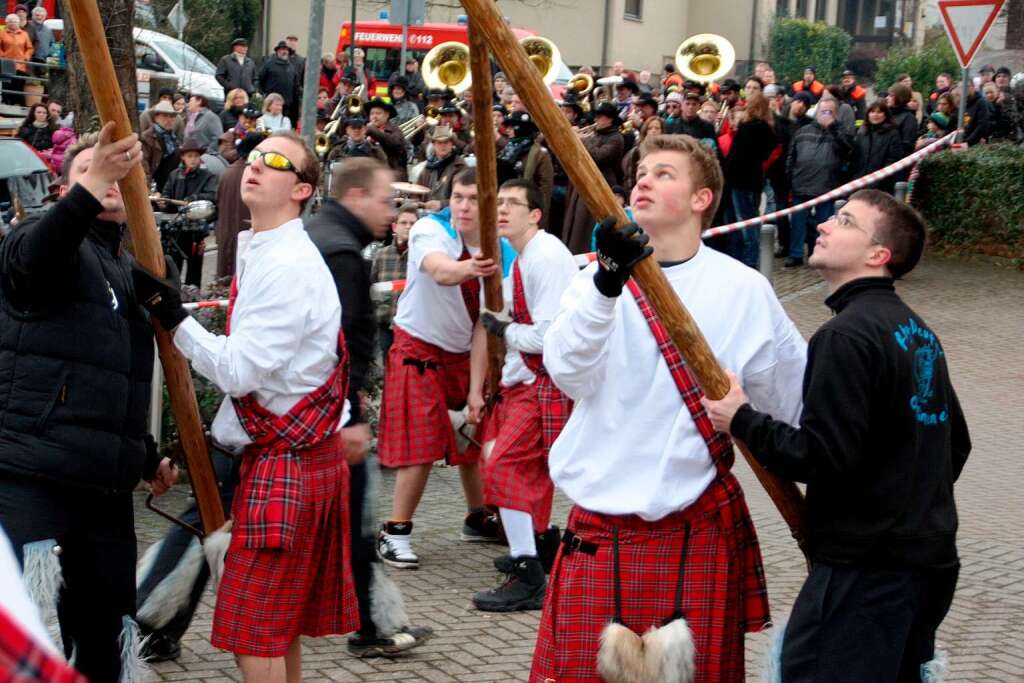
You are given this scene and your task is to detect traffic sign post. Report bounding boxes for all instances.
[936,0,1005,142]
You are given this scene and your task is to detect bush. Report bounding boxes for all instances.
[874,34,960,94]
[911,144,1024,259]
[768,18,852,87]
[151,0,261,64]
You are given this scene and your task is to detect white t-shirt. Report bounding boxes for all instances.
[393,214,480,353]
[499,231,579,388]
[543,244,807,521]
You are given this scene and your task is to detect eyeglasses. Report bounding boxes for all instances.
[246,149,296,173]
[832,211,883,245]
[496,197,530,209]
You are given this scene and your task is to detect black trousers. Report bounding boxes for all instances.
[0,478,136,683]
[136,450,238,642]
[782,562,959,683]
[348,459,379,638]
[169,230,206,288]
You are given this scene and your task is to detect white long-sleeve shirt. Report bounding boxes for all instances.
[499,231,579,388]
[175,219,347,451]
[543,244,807,521]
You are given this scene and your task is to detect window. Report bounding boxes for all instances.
[815,0,827,21]
[624,0,642,20]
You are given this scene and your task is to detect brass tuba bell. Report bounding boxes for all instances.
[519,36,562,85]
[568,72,594,98]
[422,41,472,95]
[674,34,736,83]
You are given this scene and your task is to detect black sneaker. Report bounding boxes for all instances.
[346,628,426,658]
[473,556,547,612]
[377,521,419,569]
[460,510,502,543]
[784,256,803,268]
[493,526,560,574]
[140,633,181,663]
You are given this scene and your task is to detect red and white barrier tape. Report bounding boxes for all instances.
[180,133,955,311]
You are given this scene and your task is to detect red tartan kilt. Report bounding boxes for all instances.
[479,382,554,532]
[530,475,766,683]
[378,327,475,468]
[211,433,359,656]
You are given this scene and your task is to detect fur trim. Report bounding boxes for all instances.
[22,539,64,651]
[597,618,695,683]
[450,409,474,456]
[136,537,204,630]
[921,648,948,683]
[118,615,151,683]
[760,621,785,683]
[361,452,381,538]
[370,562,410,636]
[202,520,233,593]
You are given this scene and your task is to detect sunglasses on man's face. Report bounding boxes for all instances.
[246,149,297,173]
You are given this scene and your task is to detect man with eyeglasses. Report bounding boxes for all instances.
[377,168,505,570]
[133,131,359,682]
[704,190,970,683]
[466,179,577,612]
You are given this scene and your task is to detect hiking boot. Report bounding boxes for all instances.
[347,628,425,658]
[473,556,547,612]
[140,633,181,663]
[460,510,502,543]
[377,521,419,569]
[784,256,803,268]
[493,526,561,574]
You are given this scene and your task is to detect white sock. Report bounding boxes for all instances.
[499,508,537,558]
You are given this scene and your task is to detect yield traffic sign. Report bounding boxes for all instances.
[937,0,1006,68]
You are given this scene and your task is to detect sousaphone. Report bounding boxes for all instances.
[423,41,473,95]
[674,33,735,83]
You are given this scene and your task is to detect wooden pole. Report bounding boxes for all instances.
[460,0,806,550]
[468,22,505,398]
[67,0,225,535]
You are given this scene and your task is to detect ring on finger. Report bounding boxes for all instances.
[125,151,132,161]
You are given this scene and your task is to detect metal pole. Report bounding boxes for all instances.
[957,66,969,143]
[301,0,327,147]
[399,0,410,73]
[349,0,357,65]
[759,224,776,284]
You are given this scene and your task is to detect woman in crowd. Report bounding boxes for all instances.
[621,115,663,193]
[851,99,902,193]
[257,93,292,132]
[723,94,777,268]
[220,88,249,131]
[17,103,55,152]
[320,52,342,97]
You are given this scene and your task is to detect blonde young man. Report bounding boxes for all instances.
[531,135,807,682]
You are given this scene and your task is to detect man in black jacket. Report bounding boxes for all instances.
[674,91,716,141]
[305,157,431,658]
[215,38,257,97]
[258,41,299,112]
[957,79,992,146]
[0,123,177,682]
[158,136,219,287]
[704,189,970,683]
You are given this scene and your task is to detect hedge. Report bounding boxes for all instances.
[911,143,1024,259]
[768,18,852,87]
[874,35,960,94]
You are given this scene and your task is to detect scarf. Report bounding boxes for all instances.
[154,123,177,158]
[425,150,457,171]
[498,134,534,163]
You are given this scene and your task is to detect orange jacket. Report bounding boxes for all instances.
[792,79,825,98]
[0,28,33,72]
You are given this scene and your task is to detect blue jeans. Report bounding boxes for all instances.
[728,189,761,268]
[789,198,835,260]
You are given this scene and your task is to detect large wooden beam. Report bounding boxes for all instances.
[460,0,806,551]
[67,0,225,535]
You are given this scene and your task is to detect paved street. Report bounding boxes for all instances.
[139,255,1024,682]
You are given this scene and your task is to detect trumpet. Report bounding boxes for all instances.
[714,101,730,133]
[315,85,366,158]
[400,105,441,139]
[575,123,597,138]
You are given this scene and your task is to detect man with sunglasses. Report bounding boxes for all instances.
[377,168,504,570]
[134,131,359,682]
[704,190,970,682]
[467,179,578,612]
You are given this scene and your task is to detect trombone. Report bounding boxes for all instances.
[315,85,365,158]
[400,105,441,140]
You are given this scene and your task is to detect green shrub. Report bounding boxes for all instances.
[911,144,1024,258]
[768,18,852,87]
[874,34,960,94]
[151,0,262,64]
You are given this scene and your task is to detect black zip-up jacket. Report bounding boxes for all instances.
[731,277,970,569]
[305,199,375,426]
[851,122,902,193]
[724,118,778,192]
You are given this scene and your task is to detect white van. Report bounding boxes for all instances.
[45,21,224,111]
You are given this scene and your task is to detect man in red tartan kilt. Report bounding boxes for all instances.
[464,179,578,612]
[532,135,808,682]
[134,131,359,682]
[376,167,505,569]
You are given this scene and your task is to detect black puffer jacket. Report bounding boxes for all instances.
[0,185,158,493]
[851,122,902,192]
[17,123,54,151]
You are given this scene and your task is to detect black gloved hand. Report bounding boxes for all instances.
[132,255,189,330]
[480,311,511,338]
[592,217,653,297]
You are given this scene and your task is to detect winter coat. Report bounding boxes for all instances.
[564,127,623,254]
[216,52,257,95]
[41,128,76,174]
[851,123,902,193]
[0,28,33,72]
[215,159,250,279]
[724,118,778,192]
[320,65,341,97]
[961,93,991,146]
[141,125,180,190]
[890,107,920,158]
[17,123,54,151]
[25,20,54,61]
[220,105,244,131]
[365,122,407,180]
[259,56,299,106]
[186,108,224,154]
[414,153,468,207]
[161,165,219,204]
[787,121,853,198]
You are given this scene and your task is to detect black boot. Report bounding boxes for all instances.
[493,525,560,574]
[473,556,546,612]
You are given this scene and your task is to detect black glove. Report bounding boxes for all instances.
[480,311,511,338]
[592,217,653,297]
[132,255,189,330]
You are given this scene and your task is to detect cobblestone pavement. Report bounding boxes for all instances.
[139,255,1023,682]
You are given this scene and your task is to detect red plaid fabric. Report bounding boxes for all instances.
[529,280,769,683]
[0,607,86,683]
[211,432,359,656]
[478,382,554,532]
[511,260,572,452]
[378,326,476,468]
[226,276,351,550]
[458,247,481,325]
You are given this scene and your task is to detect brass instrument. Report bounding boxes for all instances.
[423,41,472,95]
[519,36,561,85]
[566,72,594,112]
[399,105,441,140]
[715,101,731,134]
[315,85,365,158]
[674,34,735,84]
